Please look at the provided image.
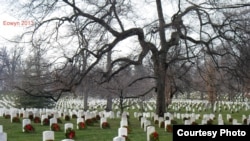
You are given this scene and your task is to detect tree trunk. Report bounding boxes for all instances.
[200,92,204,100]
[105,50,112,111]
[84,92,88,111]
[165,73,171,109]
[155,59,167,117]
[175,93,178,99]
[119,90,124,116]
[187,93,190,99]
[140,97,145,112]
[106,95,112,111]
[154,0,168,117]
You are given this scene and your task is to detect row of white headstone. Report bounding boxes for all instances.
[169,99,250,113]
[112,111,158,141]
[138,113,159,141]
[0,107,120,120]
[113,112,129,141]
[3,99,247,122]
[0,95,16,108]
[21,118,75,141]
[55,97,157,112]
[134,110,250,125]
[54,96,249,113]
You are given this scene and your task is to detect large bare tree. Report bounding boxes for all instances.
[8,0,250,116]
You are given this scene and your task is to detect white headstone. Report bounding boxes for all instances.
[176,113,180,119]
[77,111,83,118]
[22,119,31,132]
[140,117,146,128]
[0,109,3,117]
[218,119,224,125]
[113,136,125,141]
[227,114,231,121]
[120,119,128,127]
[158,117,164,128]
[146,126,155,141]
[144,120,151,132]
[209,114,215,120]
[50,117,58,130]
[218,114,222,120]
[195,114,200,120]
[100,117,107,128]
[50,118,57,126]
[190,116,196,123]
[33,112,40,118]
[43,131,54,141]
[134,112,138,118]
[153,114,159,122]
[0,125,2,132]
[85,113,91,120]
[232,119,240,125]
[116,111,121,118]
[10,111,17,123]
[23,111,29,118]
[110,111,115,119]
[41,115,48,125]
[164,120,171,131]
[201,119,207,125]
[247,118,250,125]
[122,112,128,118]
[53,113,60,119]
[242,115,247,123]
[184,119,191,125]
[64,123,74,133]
[118,127,127,137]
[0,133,7,141]
[76,117,84,129]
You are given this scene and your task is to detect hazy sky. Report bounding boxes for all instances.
[0,0,179,59]
[0,2,25,45]
[0,0,176,44]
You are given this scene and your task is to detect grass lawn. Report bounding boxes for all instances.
[0,112,171,141]
[0,107,249,141]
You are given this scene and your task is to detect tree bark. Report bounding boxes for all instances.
[154,58,167,117]
[105,50,113,111]
[154,0,168,117]
[165,72,172,108]
[84,92,88,111]
[106,95,112,111]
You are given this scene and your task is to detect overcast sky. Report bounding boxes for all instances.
[0,0,177,44]
[0,2,25,46]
